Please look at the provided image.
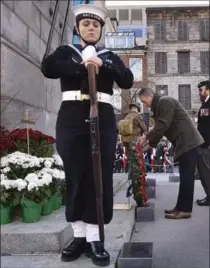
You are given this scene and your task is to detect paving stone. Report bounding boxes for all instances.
[169,175,180,182]
[146,186,156,199]
[146,178,156,187]
[135,202,155,222]
[117,242,153,268]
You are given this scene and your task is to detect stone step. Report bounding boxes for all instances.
[1,178,134,257]
[2,207,135,267]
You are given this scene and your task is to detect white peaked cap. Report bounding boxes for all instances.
[71,4,108,23]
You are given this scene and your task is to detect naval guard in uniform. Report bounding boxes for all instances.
[41,4,134,267]
[196,80,210,206]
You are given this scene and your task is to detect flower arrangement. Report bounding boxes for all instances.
[0,151,65,224]
[0,128,55,157]
[127,141,148,207]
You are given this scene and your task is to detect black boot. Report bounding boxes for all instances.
[61,237,87,262]
[197,196,210,206]
[86,241,110,267]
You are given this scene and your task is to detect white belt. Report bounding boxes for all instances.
[62,91,113,105]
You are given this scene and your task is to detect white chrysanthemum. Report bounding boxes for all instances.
[0,174,7,181]
[42,173,53,184]
[53,154,63,166]
[27,182,38,191]
[2,167,11,173]
[44,160,53,168]
[1,180,14,189]
[25,173,39,183]
[22,163,29,168]
[13,179,27,191]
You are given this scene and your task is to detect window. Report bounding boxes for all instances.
[154,20,166,41]
[119,9,129,21]
[177,52,190,73]
[131,9,142,21]
[129,58,143,82]
[105,32,135,49]
[73,0,95,6]
[156,85,168,96]
[200,20,209,41]
[108,9,116,19]
[178,85,191,110]
[155,52,167,74]
[200,51,210,73]
[118,27,143,38]
[178,21,189,41]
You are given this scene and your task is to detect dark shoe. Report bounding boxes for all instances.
[85,241,110,267]
[164,208,176,214]
[165,211,191,219]
[197,196,210,206]
[61,237,87,262]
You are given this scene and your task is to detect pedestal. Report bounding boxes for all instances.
[146,186,156,199]
[146,178,156,187]
[117,242,153,268]
[169,175,180,182]
[135,202,155,222]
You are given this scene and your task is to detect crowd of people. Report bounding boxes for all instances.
[113,138,175,174]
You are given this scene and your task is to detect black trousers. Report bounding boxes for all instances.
[197,147,210,197]
[175,147,198,212]
[56,101,117,224]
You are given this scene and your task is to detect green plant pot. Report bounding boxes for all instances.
[52,193,62,210]
[0,205,12,225]
[41,198,53,216]
[21,199,42,223]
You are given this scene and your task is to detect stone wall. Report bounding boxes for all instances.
[146,7,209,111]
[1,0,74,136]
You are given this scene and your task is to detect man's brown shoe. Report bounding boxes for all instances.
[165,211,191,219]
[164,208,176,214]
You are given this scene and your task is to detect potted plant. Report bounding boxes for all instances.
[21,172,52,223]
[0,176,27,224]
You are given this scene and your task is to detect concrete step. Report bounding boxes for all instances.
[2,178,134,259]
[2,207,135,268]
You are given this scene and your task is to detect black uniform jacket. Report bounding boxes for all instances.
[197,97,210,148]
[41,44,134,95]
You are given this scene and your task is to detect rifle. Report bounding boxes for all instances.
[86,63,105,244]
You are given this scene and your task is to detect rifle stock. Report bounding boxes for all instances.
[87,63,105,243]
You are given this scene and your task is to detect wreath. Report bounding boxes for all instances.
[126,140,148,207]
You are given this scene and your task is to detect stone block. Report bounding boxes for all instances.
[28,29,46,63]
[40,15,51,43]
[14,1,41,36]
[46,79,62,114]
[135,202,155,222]
[1,3,28,53]
[2,0,14,9]
[146,178,156,187]
[169,175,180,182]
[117,242,153,268]
[33,1,52,23]
[146,186,156,199]
[1,44,47,109]
[1,208,73,254]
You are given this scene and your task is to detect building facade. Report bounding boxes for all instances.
[105,5,149,119]
[1,0,111,137]
[1,0,75,136]
[146,6,209,112]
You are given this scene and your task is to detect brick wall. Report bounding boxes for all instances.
[1,0,74,136]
